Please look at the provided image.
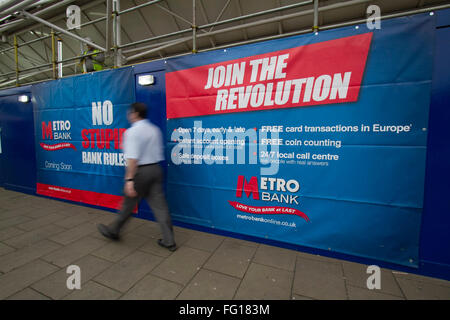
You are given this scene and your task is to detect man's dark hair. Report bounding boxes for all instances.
[130,102,147,119]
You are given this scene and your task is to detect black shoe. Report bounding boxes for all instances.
[157,239,177,251]
[97,224,119,241]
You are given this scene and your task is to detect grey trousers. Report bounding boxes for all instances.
[109,163,175,246]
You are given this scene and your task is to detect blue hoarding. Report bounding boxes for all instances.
[164,14,434,267]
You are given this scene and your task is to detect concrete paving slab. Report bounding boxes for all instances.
[51,205,88,217]
[107,217,148,237]
[25,198,63,208]
[177,269,241,300]
[63,281,122,300]
[347,285,404,300]
[94,250,163,293]
[203,240,256,278]
[90,213,118,224]
[42,236,108,268]
[292,294,314,300]
[253,244,297,272]
[3,224,66,249]
[0,199,32,211]
[151,246,211,286]
[86,208,112,216]
[7,288,51,300]
[53,212,103,229]
[49,221,100,245]
[224,237,259,248]
[297,251,344,264]
[139,237,176,258]
[342,261,404,298]
[293,256,347,300]
[0,216,33,231]
[234,263,293,300]
[22,207,62,219]
[184,232,225,252]
[16,213,67,232]
[0,227,25,241]
[0,210,27,220]
[392,271,450,288]
[125,221,162,239]
[0,239,61,273]
[31,254,113,300]
[0,242,16,256]
[0,190,26,199]
[121,274,183,300]
[0,259,59,300]
[57,204,92,214]
[137,225,193,247]
[173,225,202,235]
[173,230,194,247]
[394,276,450,300]
[91,233,148,262]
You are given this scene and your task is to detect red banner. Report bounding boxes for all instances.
[40,142,77,151]
[166,32,372,119]
[228,200,310,222]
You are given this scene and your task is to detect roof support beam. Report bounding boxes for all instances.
[156,2,192,26]
[119,0,313,51]
[199,0,313,30]
[275,0,284,34]
[0,0,79,35]
[198,0,216,47]
[234,0,248,40]
[16,33,47,64]
[124,0,372,62]
[158,0,190,51]
[0,0,40,21]
[118,0,162,15]
[19,10,105,51]
[208,0,232,32]
[0,0,23,13]
[130,0,165,58]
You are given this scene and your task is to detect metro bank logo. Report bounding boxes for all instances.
[229,175,310,222]
[40,121,76,151]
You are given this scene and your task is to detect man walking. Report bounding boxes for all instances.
[97,102,176,251]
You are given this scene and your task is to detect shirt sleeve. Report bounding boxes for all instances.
[123,129,139,160]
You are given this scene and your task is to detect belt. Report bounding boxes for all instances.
[138,163,158,168]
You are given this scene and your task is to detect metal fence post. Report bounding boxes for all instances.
[192,0,197,53]
[313,0,319,32]
[51,30,57,79]
[14,34,19,86]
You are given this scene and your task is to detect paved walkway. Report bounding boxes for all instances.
[1,188,449,300]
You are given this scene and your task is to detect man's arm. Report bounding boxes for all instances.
[125,158,138,181]
[94,52,105,63]
[124,158,138,197]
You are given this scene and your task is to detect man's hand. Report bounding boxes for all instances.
[124,158,138,197]
[124,181,138,198]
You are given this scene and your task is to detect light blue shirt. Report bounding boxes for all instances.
[123,119,164,165]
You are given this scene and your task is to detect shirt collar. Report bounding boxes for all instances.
[131,119,147,127]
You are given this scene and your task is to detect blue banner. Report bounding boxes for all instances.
[165,14,435,267]
[33,67,135,209]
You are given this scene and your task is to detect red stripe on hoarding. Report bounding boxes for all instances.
[36,183,132,212]
[166,33,372,119]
